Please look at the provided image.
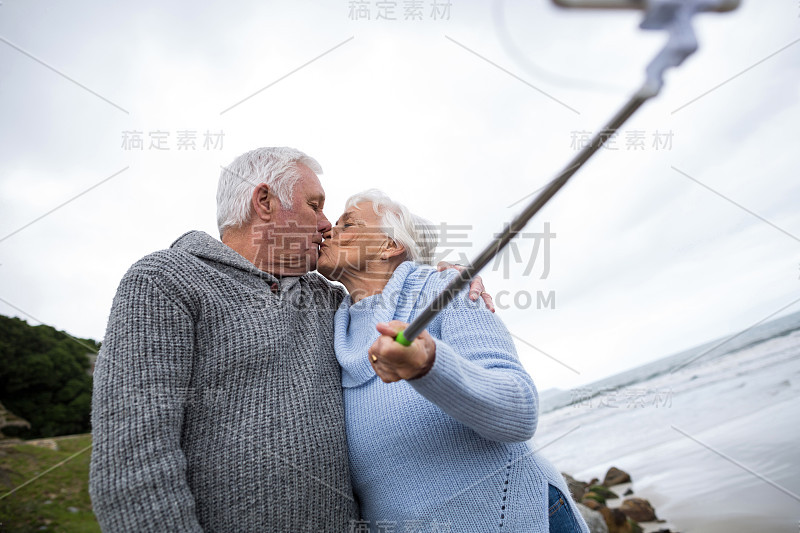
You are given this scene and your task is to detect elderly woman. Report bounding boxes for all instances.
[317,189,588,532]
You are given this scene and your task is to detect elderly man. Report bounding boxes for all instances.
[89,147,490,532]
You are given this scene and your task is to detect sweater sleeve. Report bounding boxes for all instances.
[407,298,539,443]
[89,267,204,532]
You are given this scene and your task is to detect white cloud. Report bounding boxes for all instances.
[1,0,797,391]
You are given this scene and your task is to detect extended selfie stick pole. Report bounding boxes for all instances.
[395,0,740,347]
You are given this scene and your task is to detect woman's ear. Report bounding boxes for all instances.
[251,183,274,222]
[383,239,406,260]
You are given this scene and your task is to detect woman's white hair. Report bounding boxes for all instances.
[217,147,323,237]
[345,189,439,265]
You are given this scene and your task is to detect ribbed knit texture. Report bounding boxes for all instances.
[335,262,589,532]
[90,230,358,532]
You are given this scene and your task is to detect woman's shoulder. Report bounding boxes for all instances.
[396,261,459,292]
[394,262,483,320]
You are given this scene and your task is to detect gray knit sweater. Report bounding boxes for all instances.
[89,230,358,532]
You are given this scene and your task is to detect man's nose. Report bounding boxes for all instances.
[318,213,332,235]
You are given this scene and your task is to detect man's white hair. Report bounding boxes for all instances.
[217,147,323,236]
[345,189,439,265]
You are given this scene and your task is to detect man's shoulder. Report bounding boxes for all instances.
[103,247,200,318]
[115,236,218,301]
[124,247,197,281]
[124,230,218,275]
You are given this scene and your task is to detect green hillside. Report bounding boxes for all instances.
[0,315,98,439]
[0,434,98,532]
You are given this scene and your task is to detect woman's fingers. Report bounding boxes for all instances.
[436,260,460,272]
[368,326,434,381]
[368,343,402,382]
[480,288,496,313]
[375,320,407,337]
[467,275,495,312]
[435,264,497,313]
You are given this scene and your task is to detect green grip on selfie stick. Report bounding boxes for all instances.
[395,329,412,347]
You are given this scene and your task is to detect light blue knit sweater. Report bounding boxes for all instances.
[334,261,589,532]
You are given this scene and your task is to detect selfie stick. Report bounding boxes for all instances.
[395,0,740,347]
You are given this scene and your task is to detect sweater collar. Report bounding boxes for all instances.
[335,261,432,388]
[171,230,317,286]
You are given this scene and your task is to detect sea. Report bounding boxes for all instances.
[534,309,800,532]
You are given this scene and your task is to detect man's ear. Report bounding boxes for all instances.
[251,183,274,222]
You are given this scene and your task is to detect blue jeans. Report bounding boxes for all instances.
[548,484,584,532]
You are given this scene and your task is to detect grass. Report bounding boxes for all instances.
[0,434,99,533]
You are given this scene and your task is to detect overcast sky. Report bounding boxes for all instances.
[1,0,798,392]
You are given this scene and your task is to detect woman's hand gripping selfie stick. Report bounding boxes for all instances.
[395,0,741,347]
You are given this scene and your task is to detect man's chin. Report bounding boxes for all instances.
[269,252,318,276]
